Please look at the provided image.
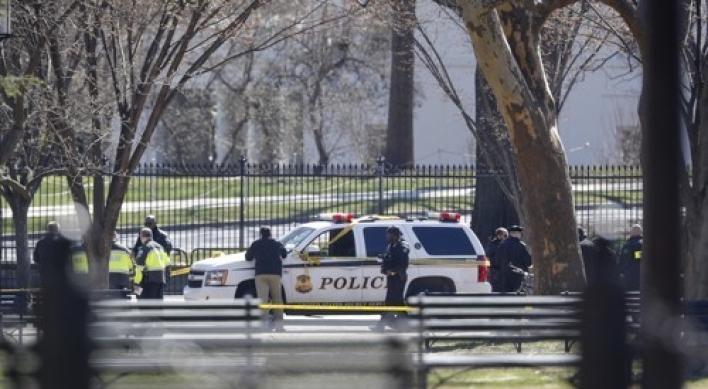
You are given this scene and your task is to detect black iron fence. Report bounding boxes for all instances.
[0,162,642,293]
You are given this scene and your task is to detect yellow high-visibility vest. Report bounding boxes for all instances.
[71,247,89,274]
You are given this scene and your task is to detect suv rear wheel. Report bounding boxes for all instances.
[405,278,454,298]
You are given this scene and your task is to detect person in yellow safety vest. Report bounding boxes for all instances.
[108,231,135,292]
[134,227,169,299]
[70,241,90,287]
[71,243,89,273]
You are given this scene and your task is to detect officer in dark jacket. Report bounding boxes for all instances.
[133,215,173,257]
[579,227,619,285]
[486,227,508,292]
[134,228,169,299]
[496,225,532,293]
[372,226,410,331]
[33,221,63,289]
[246,226,287,332]
[618,224,642,291]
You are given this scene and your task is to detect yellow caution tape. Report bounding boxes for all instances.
[170,267,191,277]
[259,303,415,312]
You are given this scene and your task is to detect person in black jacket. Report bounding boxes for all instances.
[618,224,643,291]
[33,221,63,289]
[496,225,532,293]
[245,226,287,332]
[486,227,508,292]
[133,215,173,257]
[372,226,410,332]
[579,227,618,286]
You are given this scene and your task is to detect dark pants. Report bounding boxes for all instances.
[140,283,164,299]
[501,268,524,293]
[381,273,407,325]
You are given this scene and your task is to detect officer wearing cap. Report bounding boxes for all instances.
[372,226,410,331]
[133,227,169,299]
[496,225,532,293]
[486,227,508,292]
[618,224,643,291]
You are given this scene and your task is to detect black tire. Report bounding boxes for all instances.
[406,279,454,298]
[235,281,257,299]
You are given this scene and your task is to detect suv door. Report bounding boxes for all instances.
[359,225,394,303]
[290,227,362,303]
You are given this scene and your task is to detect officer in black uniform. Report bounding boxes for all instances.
[486,227,508,292]
[618,224,643,292]
[133,215,173,257]
[496,225,532,293]
[372,226,410,332]
[33,221,63,289]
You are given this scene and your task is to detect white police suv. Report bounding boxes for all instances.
[183,212,491,303]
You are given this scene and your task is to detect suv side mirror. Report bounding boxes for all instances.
[305,245,321,256]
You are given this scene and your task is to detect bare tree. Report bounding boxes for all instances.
[446,0,650,294]
[384,0,416,165]
[0,1,82,291]
[260,3,389,165]
[417,1,614,284]
[2,0,346,288]
[159,89,217,166]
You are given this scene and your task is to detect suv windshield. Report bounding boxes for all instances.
[279,227,315,250]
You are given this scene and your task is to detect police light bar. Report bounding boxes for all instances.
[319,213,354,223]
[427,211,461,222]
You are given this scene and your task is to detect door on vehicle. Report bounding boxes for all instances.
[278,226,315,303]
[359,226,392,303]
[289,227,361,303]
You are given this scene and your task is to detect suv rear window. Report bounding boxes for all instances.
[412,226,477,255]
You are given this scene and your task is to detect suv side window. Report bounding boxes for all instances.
[363,226,389,257]
[412,226,476,255]
[307,228,356,257]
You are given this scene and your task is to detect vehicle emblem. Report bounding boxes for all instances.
[295,274,313,293]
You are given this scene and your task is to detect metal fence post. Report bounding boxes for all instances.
[377,156,385,215]
[239,157,247,249]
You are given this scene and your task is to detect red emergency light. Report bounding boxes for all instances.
[319,213,354,223]
[427,211,461,222]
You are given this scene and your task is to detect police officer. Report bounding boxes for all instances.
[245,226,288,332]
[496,225,532,293]
[618,224,642,292]
[134,215,173,283]
[70,239,90,288]
[134,228,169,299]
[133,215,173,257]
[486,227,508,292]
[108,231,135,294]
[33,221,63,289]
[372,226,410,332]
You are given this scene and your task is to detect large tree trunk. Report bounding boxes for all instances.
[384,0,416,165]
[7,198,31,291]
[461,3,585,293]
[472,66,521,240]
[683,62,708,300]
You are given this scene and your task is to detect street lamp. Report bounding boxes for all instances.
[0,0,11,42]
